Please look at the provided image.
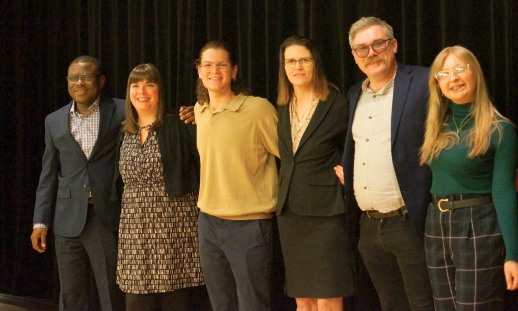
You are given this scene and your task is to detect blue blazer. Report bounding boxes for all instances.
[277,88,348,216]
[342,64,432,237]
[33,97,125,237]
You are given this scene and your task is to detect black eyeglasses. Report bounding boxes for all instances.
[66,74,99,83]
[352,39,393,58]
[284,57,313,68]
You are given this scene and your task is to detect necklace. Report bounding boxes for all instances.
[290,96,318,152]
[293,98,316,125]
[137,122,154,131]
[451,115,469,134]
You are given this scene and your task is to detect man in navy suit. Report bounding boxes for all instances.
[339,17,434,310]
[31,56,124,311]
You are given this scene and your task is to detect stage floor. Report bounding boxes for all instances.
[0,294,57,311]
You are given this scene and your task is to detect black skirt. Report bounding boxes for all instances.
[277,209,355,298]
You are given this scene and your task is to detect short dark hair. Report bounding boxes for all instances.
[69,55,103,76]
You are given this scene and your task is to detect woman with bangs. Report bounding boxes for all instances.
[112,64,206,310]
[420,46,518,310]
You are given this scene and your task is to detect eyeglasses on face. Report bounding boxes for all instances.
[67,74,99,83]
[284,57,313,68]
[199,63,232,72]
[434,64,470,81]
[352,39,392,58]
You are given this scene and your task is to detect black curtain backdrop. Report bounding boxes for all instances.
[1,0,518,308]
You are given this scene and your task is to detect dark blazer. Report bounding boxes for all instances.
[342,63,432,237]
[277,88,348,216]
[33,97,125,237]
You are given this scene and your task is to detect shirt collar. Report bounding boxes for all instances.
[70,97,101,115]
[199,93,246,113]
[361,73,396,95]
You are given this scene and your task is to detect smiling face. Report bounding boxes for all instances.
[197,48,237,96]
[437,54,476,104]
[67,61,105,108]
[284,45,314,90]
[351,25,397,83]
[129,79,159,115]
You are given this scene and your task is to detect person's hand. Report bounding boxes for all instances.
[179,106,195,124]
[31,228,48,253]
[504,260,518,290]
[334,165,344,185]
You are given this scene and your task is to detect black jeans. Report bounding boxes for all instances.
[358,213,433,311]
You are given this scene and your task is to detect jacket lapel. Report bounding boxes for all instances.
[296,91,336,152]
[90,98,115,158]
[391,64,412,147]
[348,86,361,132]
[59,101,87,159]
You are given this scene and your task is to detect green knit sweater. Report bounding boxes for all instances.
[429,102,518,261]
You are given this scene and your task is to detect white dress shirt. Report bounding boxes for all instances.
[352,78,405,213]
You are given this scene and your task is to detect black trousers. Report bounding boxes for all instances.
[125,288,189,311]
[54,209,124,311]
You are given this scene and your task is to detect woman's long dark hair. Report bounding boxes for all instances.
[122,63,166,134]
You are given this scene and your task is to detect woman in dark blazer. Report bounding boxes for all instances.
[276,36,354,310]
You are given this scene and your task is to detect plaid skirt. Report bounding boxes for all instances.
[425,199,506,310]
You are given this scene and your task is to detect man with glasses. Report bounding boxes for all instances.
[339,17,434,310]
[31,56,124,311]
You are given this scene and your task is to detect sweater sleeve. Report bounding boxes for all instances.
[492,122,518,261]
[257,99,279,158]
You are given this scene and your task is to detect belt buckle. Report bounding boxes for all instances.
[437,199,450,212]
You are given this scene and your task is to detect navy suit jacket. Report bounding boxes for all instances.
[33,97,125,237]
[342,64,432,237]
[277,88,348,216]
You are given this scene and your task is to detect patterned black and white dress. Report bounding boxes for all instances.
[116,130,203,294]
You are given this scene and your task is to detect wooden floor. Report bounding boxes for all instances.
[0,294,57,311]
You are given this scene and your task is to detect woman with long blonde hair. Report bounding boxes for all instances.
[420,46,518,310]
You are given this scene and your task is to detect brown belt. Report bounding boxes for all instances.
[365,206,407,220]
[432,194,491,212]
